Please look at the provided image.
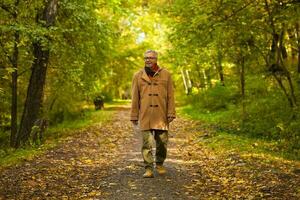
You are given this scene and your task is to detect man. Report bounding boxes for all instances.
[130,50,176,178]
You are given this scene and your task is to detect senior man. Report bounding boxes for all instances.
[130,50,176,178]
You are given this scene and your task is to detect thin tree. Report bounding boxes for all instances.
[16,0,58,147]
[0,0,20,147]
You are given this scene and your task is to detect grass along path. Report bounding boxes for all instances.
[0,105,299,199]
[0,100,130,168]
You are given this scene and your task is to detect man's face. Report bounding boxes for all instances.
[144,52,157,68]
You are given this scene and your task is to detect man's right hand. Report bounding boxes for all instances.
[131,120,138,125]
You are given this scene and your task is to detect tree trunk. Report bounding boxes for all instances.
[240,56,246,120]
[204,69,212,88]
[185,70,192,94]
[10,31,19,147]
[278,28,297,106]
[3,0,21,147]
[185,70,192,89]
[16,0,58,147]
[274,75,294,107]
[217,49,225,86]
[195,63,205,89]
[295,22,300,87]
[264,0,297,108]
[298,48,300,76]
[181,68,189,94]
[298,43,300,87]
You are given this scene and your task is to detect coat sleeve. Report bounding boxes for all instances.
[130,73,140,121]
[167,73,176,118]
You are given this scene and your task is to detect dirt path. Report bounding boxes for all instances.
[0,106,299,199]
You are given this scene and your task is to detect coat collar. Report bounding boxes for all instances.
[141,67,163,83]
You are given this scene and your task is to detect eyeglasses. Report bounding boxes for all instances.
[144,57,157,60]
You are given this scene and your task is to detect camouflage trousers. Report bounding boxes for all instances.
[141,130,168,169]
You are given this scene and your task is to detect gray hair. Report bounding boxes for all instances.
[144,50,158,58]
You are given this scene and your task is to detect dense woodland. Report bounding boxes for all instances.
[0,0,299,156]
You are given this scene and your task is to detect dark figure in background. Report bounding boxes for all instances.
[93,96,104,110]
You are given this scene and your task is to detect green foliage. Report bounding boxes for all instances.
[187,84,239,112]
[239,95,292,138]
[282,120,300,152]
[164,0,300,156]
[201,130,299,161]
[178,104,237,125]
[0,0,143,129]
[0,105,115,167]
[0,80,10,130]
[181,86,300,156]
[0,0,299,157]
[180,97,300,160]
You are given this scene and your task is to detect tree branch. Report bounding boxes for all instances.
[0,40,13,65]
[221,0,257,21]
[17,68,30,77]
[0,3,13,15]
[195,0,258,36]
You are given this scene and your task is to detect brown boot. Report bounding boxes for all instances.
[156,165,167,175]
[143,168,154,178]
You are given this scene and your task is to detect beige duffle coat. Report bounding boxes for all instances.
[130,68,176,131]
